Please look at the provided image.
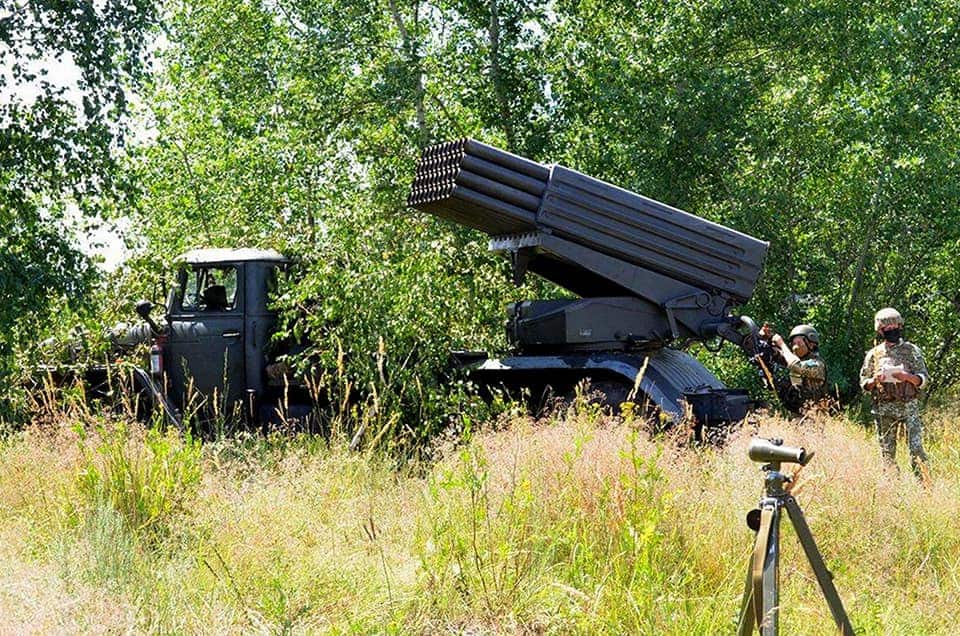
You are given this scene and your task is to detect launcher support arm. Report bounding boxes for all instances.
[707,315,761,354]
[493,232,742,342]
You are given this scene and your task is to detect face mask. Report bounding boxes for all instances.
[882,328,902,343]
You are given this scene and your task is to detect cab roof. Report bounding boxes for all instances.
[176,248,290,265]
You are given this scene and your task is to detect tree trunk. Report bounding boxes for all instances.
[843,180,883,346]
[487,0,514,150]
[388,0,426,146]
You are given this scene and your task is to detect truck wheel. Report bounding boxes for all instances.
[559,378,649,417]
[586,380,631,411]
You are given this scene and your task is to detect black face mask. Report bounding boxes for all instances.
[882,328,902,343]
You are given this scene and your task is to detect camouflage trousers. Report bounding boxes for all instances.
[874,400,928,477]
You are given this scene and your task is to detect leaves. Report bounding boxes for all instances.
[0,1,159,405]
[56,0,960,434]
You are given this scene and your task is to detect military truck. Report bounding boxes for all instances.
[59,141,766,436]
[91,248,311,429]
[407,138,770,432]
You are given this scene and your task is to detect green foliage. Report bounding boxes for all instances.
[0,1,160,416]
[107,0,960,441]
[120,0,566,449]
[72,421,202,542]
[271,205,524,454]
[537,1,960,398]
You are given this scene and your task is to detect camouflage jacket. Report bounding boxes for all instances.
[786,353,827,399]
[770,350,827,412]
[859,340,929,417]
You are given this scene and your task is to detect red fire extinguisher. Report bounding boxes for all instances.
[150,334,166,378]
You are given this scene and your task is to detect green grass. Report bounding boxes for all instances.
[1,404,959,633]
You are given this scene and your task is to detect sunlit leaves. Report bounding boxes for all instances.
[543,0,960,396]
[127,0,960,429]
[0,1,158,409]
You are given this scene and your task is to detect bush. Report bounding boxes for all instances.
[73,420,202,542]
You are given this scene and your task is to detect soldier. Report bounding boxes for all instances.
[759,323,828,413]
[859,307,929,477]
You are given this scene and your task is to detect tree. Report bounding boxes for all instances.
[541,0,960,397]
[127,0,960,437]
[125,0,557,449]
[0,0,159,398]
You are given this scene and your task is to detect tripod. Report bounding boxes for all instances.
[736,459,854,635]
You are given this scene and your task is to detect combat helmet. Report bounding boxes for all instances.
[874,307,904,331]
[788,324,820,348]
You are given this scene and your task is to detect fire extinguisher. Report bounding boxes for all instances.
[150,334,166,378]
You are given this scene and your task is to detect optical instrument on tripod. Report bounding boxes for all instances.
[737,438,854,635]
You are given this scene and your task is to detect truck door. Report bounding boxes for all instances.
[167,264,246,418]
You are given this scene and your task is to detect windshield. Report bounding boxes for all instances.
[179,265,239,312]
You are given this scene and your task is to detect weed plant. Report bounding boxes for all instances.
[2,397,960,633]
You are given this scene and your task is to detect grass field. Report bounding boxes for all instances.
[1,401,958,634]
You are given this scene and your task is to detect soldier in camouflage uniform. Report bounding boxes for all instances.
[761,323,828,413]
[859,307,929,477]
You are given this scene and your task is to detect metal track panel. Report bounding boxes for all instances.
[538,167,765,302]
[468,347,725,421]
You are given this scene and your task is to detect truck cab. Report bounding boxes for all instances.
[104,247,313,430]
[159,248,291,424]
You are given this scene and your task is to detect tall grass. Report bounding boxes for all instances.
[1,403,959,633]
[72,420,203,541]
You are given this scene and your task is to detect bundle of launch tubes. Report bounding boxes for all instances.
[407,138,767,304]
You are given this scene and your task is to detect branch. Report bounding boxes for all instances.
[387,0,411,43]
[843,172,886,345]
[274,0,308,36]
[427,92,466,137]
[387,0,426,142]
[170,138,213,243]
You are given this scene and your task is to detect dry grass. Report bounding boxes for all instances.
[414,405,960,633]
[1,403,959,633]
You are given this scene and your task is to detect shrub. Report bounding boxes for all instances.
[73,420,202,542]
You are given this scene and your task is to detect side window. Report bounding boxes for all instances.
[179,266,239,312]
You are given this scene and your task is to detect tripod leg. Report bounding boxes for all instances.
[737,504,779,635]
[754,504,780,635]
[784,496,855,635]
[737,553,756,636]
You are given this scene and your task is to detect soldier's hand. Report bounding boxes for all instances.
[892,370,920,386]
[771,334,784,347]
[759,324,773,339]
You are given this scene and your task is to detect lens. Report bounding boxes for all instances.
[748,437,811,465]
